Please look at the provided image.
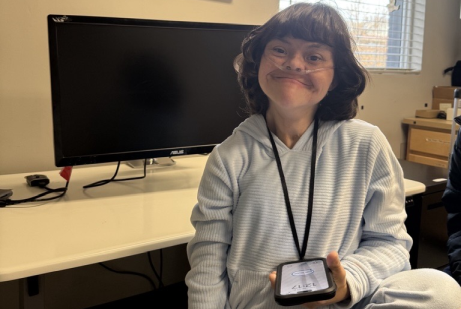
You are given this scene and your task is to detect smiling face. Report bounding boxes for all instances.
[258,37,335,116]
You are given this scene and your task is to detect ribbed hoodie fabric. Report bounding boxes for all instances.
[186,114,411,309]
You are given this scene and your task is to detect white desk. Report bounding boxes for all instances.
[0,155,208,282]
[0,154,426,284]
[403,178,426,196]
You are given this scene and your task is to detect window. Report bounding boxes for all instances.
[279,0,426,73]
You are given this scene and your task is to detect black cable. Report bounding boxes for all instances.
[148,250,164,288]
[99,262,157,290]
[0,182,69,207]
[83,159,147,189]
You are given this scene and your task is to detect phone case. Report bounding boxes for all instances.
[274,258,336,306]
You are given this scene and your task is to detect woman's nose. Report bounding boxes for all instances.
[283,53,305,72]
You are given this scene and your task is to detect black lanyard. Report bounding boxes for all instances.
[265,117,319,261]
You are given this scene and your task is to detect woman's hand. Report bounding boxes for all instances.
[269,251,350,309]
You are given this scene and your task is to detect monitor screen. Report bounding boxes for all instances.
[48,15,254,167]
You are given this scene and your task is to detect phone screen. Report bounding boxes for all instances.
[279,259,329,295]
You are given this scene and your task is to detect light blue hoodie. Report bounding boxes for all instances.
[186,114,411,309]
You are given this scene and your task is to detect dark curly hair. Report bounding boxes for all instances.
[235,2,369,120]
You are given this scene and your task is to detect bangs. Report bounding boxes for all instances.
[273,19,336,48]
[264,3,345,49]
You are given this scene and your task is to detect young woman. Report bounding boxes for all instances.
[186,3,461,308]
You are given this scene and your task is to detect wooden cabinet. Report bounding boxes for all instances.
[403,117,459,168]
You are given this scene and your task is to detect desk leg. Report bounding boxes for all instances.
[19,276,44,309]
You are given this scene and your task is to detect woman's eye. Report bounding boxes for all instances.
[272,47,286,55]
[307,55,322,62]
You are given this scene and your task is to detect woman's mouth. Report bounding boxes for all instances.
[274,75,311,87]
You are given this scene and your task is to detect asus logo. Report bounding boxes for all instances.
[170,150,185,156]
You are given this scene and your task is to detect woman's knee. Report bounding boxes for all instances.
[374,268,461,308]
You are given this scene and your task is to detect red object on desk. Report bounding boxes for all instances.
[59,166,72,181]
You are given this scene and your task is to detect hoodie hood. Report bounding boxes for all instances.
[233,114,346,156]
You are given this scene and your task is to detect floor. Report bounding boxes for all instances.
[87,281,188,309]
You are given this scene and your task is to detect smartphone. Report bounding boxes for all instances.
[274,258,336,306]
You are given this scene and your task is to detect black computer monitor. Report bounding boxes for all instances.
[47,15,255,167]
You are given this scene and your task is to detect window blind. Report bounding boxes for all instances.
[278,0,426,73]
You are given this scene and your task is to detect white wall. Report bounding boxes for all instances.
[0,0,279,175]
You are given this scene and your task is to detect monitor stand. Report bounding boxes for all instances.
[126,157,176,169]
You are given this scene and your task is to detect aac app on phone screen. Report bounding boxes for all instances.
[280,259,329,295]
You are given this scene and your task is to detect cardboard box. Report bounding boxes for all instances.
[432,86,459,110]
[415,109,440,118]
